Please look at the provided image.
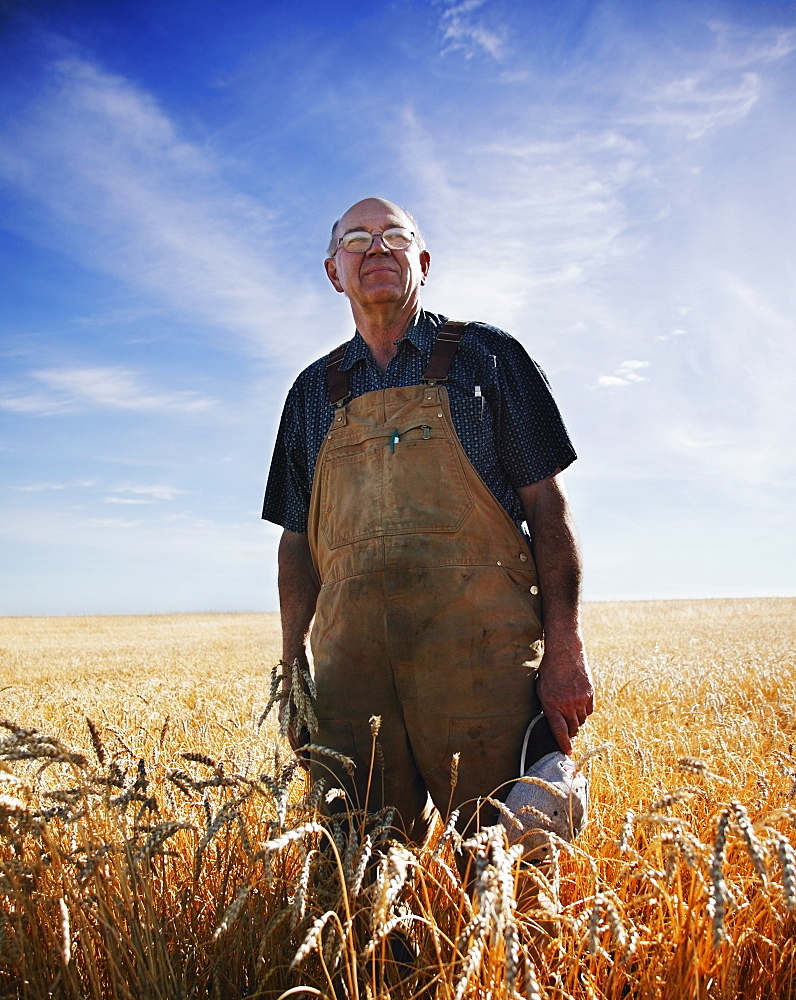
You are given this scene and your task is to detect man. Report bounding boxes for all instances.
[263,197,594,843]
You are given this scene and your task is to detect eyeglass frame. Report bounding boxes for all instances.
[331,227,416,256]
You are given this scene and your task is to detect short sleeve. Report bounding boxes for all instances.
[491,334,576,488]
[262,383,312,533]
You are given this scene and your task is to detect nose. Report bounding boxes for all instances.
[366,233,391,254]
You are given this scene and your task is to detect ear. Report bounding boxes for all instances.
[325,256,345,294]
[419,249,431,285]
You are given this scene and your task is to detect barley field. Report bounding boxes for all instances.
[1,598,794,999]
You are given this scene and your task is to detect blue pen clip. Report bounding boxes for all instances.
[389,429,400,453]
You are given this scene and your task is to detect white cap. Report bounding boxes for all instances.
[499,716,588,859]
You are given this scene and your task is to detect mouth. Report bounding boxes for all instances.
[362,265,397,276]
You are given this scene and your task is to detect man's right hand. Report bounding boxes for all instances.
[277,530,320,769]
[278,691,311,757]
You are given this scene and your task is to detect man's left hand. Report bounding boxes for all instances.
[536,641,594,756]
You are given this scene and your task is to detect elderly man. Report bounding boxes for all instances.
[263,197,594,843]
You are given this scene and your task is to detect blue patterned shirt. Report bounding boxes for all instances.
[263,310,576,534]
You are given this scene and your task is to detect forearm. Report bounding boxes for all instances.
[278,530,320,667]
[519,474,594,753]
[520,476,582,641]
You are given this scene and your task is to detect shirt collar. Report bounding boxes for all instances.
[340,309,443,371]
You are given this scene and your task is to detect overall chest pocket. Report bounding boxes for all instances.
[319,422,475,549]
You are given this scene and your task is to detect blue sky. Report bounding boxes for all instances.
[1,0,794,615]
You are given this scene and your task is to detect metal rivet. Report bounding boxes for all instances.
[496,560,502,566]
[530,585,538,595]
[437,412,443,417]
[519,553,528,562]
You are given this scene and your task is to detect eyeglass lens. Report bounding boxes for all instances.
[340,228,413,253]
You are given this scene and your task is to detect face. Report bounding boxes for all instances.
[324,198,431,313]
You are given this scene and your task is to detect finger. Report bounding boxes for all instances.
[547,710,573,756]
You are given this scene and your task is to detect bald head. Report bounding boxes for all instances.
[326,197,426,258]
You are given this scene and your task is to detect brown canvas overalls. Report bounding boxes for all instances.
[307,323,555,842]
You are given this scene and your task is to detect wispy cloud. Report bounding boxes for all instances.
[409,17,796,331]
[12,480,94,492]
[10,480,188,507]
[102,497,154,505]
[623,22,796,137]
[0,368,215,415]
[407,117,645,332]
[105,484,189,501]
[708,21,796,68]
[437,0,505,60]
[640,70,761,138]
[0,56,323,353]
[399,12,796,501]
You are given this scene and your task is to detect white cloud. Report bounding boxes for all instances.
[107,484,189,501]
[595,375,632,387]
[0,368,216,415]
[618,360,649,380]
[13,482,68,492]
[0,393,67,415]
[82,517,143,529]
[0,57,324,354]
[13,480,95,492]
[595,360,649,388]
[9,479,188,505]
[102,497,154,505]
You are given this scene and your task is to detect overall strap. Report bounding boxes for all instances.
[422,320,467,382]
[326,342,349,408]
[325,320,468,406]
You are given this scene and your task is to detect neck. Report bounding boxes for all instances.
[351,300,420,371]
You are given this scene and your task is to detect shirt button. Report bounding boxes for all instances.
[530,585,538,595]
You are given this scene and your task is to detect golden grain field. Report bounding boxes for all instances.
[1,598,795,999]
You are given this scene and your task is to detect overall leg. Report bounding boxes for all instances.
[310,572,434,843]
[388,564,550,835]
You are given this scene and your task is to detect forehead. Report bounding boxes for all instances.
[337,198,412,234]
